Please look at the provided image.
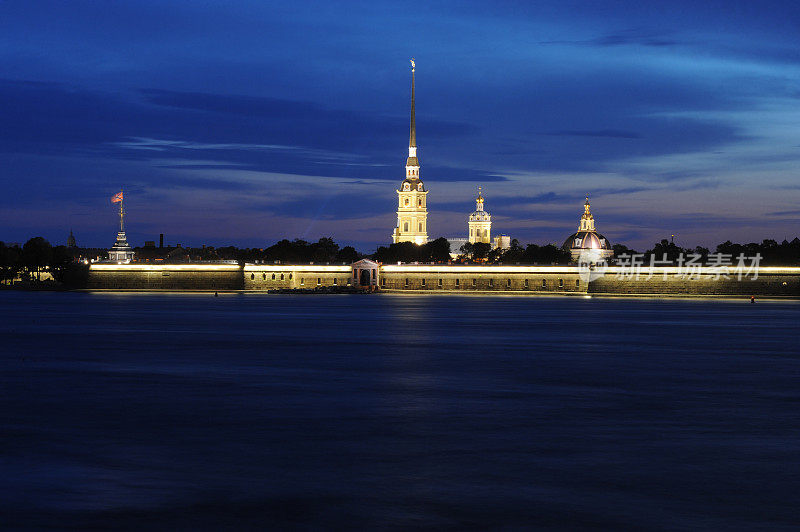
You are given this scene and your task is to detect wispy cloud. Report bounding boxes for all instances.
[540,28,684,49]
[544,130,642,139]
[112,137,366,163]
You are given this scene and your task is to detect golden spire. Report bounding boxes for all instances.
[409,58,416,149]
[475,186,484,211]
[579,195,595,232]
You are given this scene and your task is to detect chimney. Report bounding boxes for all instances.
[159,234,164,248]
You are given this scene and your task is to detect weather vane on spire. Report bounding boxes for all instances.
[410,58,415,72]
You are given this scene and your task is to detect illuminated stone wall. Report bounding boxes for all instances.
[379,265,587,293]
[588,272,800,297]
[87,263,800,297]
[87,264,242,290]
[243,265,352,290]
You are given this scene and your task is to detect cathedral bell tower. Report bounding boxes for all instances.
[468,186,491,244]
[579,195,596,232]
[392,58,428,245]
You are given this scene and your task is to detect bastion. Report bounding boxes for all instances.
[86,262,800,297]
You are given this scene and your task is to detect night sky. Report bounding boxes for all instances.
[2,1,800,251]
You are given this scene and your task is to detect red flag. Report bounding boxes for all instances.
[111,191,123,203]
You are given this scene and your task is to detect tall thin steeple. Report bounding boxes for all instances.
[409,58,416,148]
[393,58,428,245]
[406,58,418,168]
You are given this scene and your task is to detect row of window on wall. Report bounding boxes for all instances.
[248,273,347,286]
[402,198,424,206]
[402,222,424,232]
[387,278,578,288]
[250,272,294,281]
[298,277,349,286]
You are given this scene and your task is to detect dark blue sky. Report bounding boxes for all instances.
[2,1,800,250]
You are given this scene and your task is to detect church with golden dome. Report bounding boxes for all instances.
[468,187,491,245]
[562,196,613,263]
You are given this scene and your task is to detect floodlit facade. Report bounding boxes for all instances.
[493,235,511,250]
[392,59,428,245]
[562,196,613,263]
[468,187,492,244]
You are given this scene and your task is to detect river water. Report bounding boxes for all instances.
[1,292,799,529]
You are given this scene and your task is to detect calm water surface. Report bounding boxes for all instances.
[1,292,799,530]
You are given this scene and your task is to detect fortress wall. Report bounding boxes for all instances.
[243,265,352,290]
[588,272,800,297]
[86,263,800,297]
[379,265,588,293]
[87,264,243,290]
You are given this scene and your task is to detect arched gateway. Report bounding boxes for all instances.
[352,259,379,290]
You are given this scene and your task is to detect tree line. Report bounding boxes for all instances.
[0,237,88,284]
[3,235,799,286]
[613,238,800,266]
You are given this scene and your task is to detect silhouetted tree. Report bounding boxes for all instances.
[494,239,524,263]
[0,242,22,284]
[22,237,52,281]
[612,243,638,258]
[472,242,491,260]
[310,237,339,263]
[690,246,710,262]
[644,239,685,262]
[373,242,421,263]
[335,246,360,263]
[50,245,75,282]
[519,243,571,264]
[419,237,451,262]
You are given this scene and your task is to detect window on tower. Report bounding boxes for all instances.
[417,183,423,191]
[405,198,410,206]
[404,222,409,232]
[418,223,422,232]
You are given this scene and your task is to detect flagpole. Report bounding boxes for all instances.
[119,186,125,232]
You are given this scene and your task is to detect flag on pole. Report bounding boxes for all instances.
[111,191,123,203]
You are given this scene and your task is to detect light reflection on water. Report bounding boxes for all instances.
[1,291,799,529]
